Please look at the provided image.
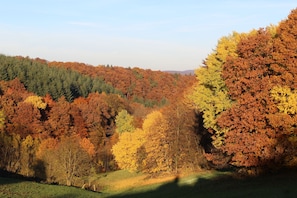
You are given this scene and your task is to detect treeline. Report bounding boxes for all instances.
[188,8,297,173]
[0,55,121,102]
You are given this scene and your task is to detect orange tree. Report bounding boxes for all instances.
[190,9,297,171]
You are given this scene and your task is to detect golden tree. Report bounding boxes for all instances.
[112,128,146,172]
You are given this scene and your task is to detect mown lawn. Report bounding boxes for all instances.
[1,170,297,198]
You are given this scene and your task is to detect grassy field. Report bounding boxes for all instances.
[105,170,297,198]
[1,170,297,198]
[0,176,100,198]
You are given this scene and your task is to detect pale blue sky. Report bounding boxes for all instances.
[0,1,296,71]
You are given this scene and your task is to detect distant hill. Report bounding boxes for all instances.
[0,55,196,107]
[47,61,196,106]
[164,70,195,75]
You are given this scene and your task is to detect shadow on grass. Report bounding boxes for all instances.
[0,169,31,185]
[0,160,46,185]
[108,170,297,198]
[0,169,47,186]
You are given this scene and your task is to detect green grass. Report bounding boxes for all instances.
[106,170,297,198]
[1,170,297,198]
[0,177,101,198]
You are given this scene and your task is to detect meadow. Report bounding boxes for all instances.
[1,169,297,198]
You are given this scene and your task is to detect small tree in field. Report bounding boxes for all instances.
[56,136,92,186]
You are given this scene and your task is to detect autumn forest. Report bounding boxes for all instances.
[2,7,297,191]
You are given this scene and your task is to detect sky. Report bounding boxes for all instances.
[0,1,296,71]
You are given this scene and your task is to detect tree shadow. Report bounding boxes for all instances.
[0,169,24,185]
[108,170,297,198]
[0,159,47,185]
[0,169,42,185]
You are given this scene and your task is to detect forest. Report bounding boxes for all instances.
[1,7,297,190]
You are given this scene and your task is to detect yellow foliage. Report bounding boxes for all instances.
[20,135,38,176]
[24,95,47,109]
[115,110,135,134]
[270,86,297,114]
[143,111,172,174]
[0,110,5,129]
[112,128,146,172]
[187,32,249,148]
[143,111,168,135]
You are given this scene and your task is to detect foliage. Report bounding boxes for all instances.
[187,9,297,170]
[142,111,172,174]
[270,86,297,114]
[112,129,146,172]
[0,132,21,172]
[37,136,92,186]
[48,61,195,106]
[0,110,5,129]
[188,31,245,148]
[56,136,92,186]
[0,55,121,102]
[19,135,38,177]
[217,28,277,167]
[24,95,47,109]
[115,110,135,134]
[162,100,206,173]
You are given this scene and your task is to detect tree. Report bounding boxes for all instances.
[188,31,245,148]
[112,128,146,172]
[0,132,21,172]
[36,137,58,182]
[46,96,72,137]
[163,101,206,173]
[37,136,92,186]
[143,111,171,174]
[24,95,47,109]
[80,137,95,157]
[218,28,279,168]
[11,101,44,138]
[115,110,135,134]
[271,9,297,88]
[20,135,39,177]
[0,110,5,129]
[56,136,92,186]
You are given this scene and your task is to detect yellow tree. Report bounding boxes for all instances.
[0,110,5,129]
[143,111,171,174]
[269,85,297,166]
[115,109,135,134]
[20,135,39,177]
[24,95,47,109]
[112,128,146,172]
[188,31,246,148]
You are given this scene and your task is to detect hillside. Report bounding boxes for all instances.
[0,53,202,188]
[47,61,196,106]
[0,55,121,102]
[2,170,297,198]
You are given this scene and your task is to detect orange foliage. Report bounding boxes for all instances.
[48,61,195,104]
